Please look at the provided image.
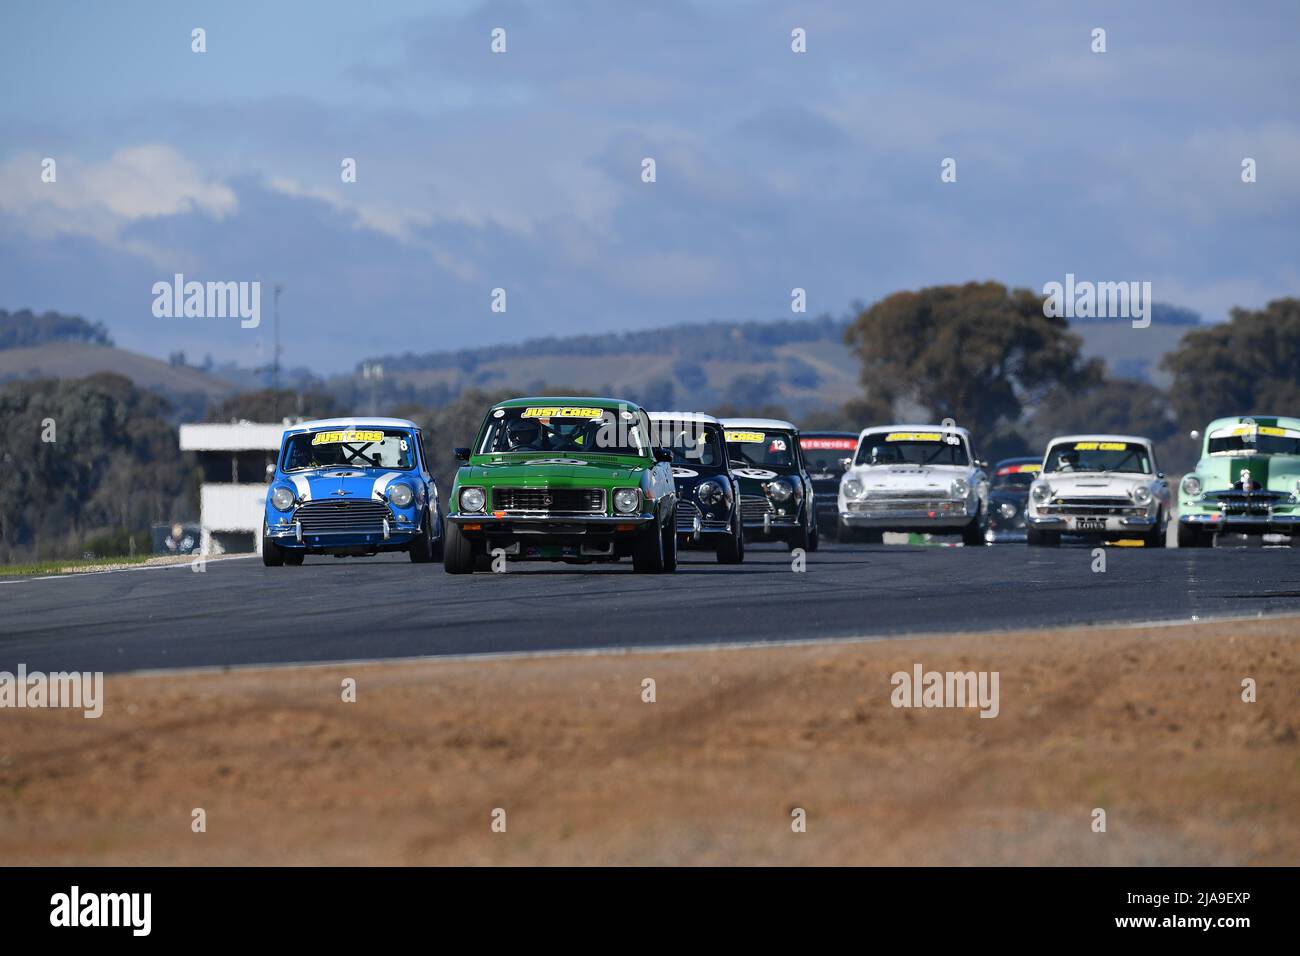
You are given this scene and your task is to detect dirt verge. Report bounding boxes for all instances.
[1,615,1296,865]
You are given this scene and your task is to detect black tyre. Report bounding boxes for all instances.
[442,519,476,573]
[807,517,819,552]
[1145,511,1167,548]
[1177,522,1211,548]
[633,515,665,572]
[262,520,284,566]
[961,509,984,546]
[409,509,436,563]
[284,551,304,566]
[661,510,678,572]
[787,522,810,552]
[1027,528,1060,547]
[717,511,744,564]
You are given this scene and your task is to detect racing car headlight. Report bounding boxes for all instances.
[950,477,970,499]
[696,481,722,505]
[842,477,864,500]
[766,479,793,502]
[1132,485,1153,506]
[459,486,486,513]
[1180,474,1202,498]
[613,488,641,514]
[1030,482,1052,505]
[387,483,415,508]
[998,501,1017,519]
[270,486,296,512]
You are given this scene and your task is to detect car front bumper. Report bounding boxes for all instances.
[267,521,422,551]
[839,499,972,529]
[1027,513,1158,532]
[1178,512,1300,532]
[448,513,654,531]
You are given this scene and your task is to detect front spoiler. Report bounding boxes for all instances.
[839,510,971,530]
[1027,514,1157,531]
[1179,513,1300,531]
[449,513,654,530]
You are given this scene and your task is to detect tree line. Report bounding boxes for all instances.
[1,288,1296,561]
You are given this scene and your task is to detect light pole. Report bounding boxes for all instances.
[363,362,384,416]
[272,283,283,392]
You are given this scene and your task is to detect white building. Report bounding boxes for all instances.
[179,421,288,555]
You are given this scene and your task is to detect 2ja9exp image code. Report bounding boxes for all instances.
[1128,892,1251,907]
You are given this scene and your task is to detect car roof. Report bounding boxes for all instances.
[860,424,972,439]
[285,417,417,435]
[491,396,641,411]
[721,417,798,431]
[1204,415,1300,432]
[800,431,858,439]
[1046,434,1154,447]
[648,411,720,425]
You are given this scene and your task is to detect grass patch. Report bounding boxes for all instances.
[0,554,154,576]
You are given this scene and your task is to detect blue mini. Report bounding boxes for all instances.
[262,418,442,566]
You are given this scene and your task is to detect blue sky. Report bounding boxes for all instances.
[1,0,1297,372]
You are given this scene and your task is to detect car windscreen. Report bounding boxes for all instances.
[652,421,724,466]
[283,428,416,471]
[726,429,796,470]
[478,405,649,457]
[800,437,858,474]
[856,431,970,467]
[1207,428,1300,456]
[1044,441,1151,475]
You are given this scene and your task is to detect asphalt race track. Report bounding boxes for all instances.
[1,540,1297,674]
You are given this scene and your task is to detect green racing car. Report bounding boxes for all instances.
[443,397,679,573]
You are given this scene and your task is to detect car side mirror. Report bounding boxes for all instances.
[265,462,275,482]
[653,448,673,463]
[1189,430,1201,442]
[453,447,470,462]
[1157,472,1165,479]
[839,457,853,470]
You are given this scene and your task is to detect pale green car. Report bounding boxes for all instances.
[1177,415,1300,547]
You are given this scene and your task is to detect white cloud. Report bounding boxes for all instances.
[0,145,236,265]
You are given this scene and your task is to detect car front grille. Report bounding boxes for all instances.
[676,501,701,531]
[1042,496,1141,516]
[1209,490,1285,516]
[492,487,605,513]
[297,499,391,534]
[850,497,957,513]
[740,495,773,522]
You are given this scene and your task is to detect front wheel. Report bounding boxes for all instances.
[807,518,819,552]
[1145,510,1167,548]
[1177,522,1212,548]
[716,512,745,564]
[1027,527,1060,547]
[961,509,984,546]
[633,516,665,572]
[262,520,284,566]
[661,510,678,572]
[409,508,436,563]
[442,519,476,573]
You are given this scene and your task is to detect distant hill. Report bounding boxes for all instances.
[0,342,237,420]
[351,315,862,417]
